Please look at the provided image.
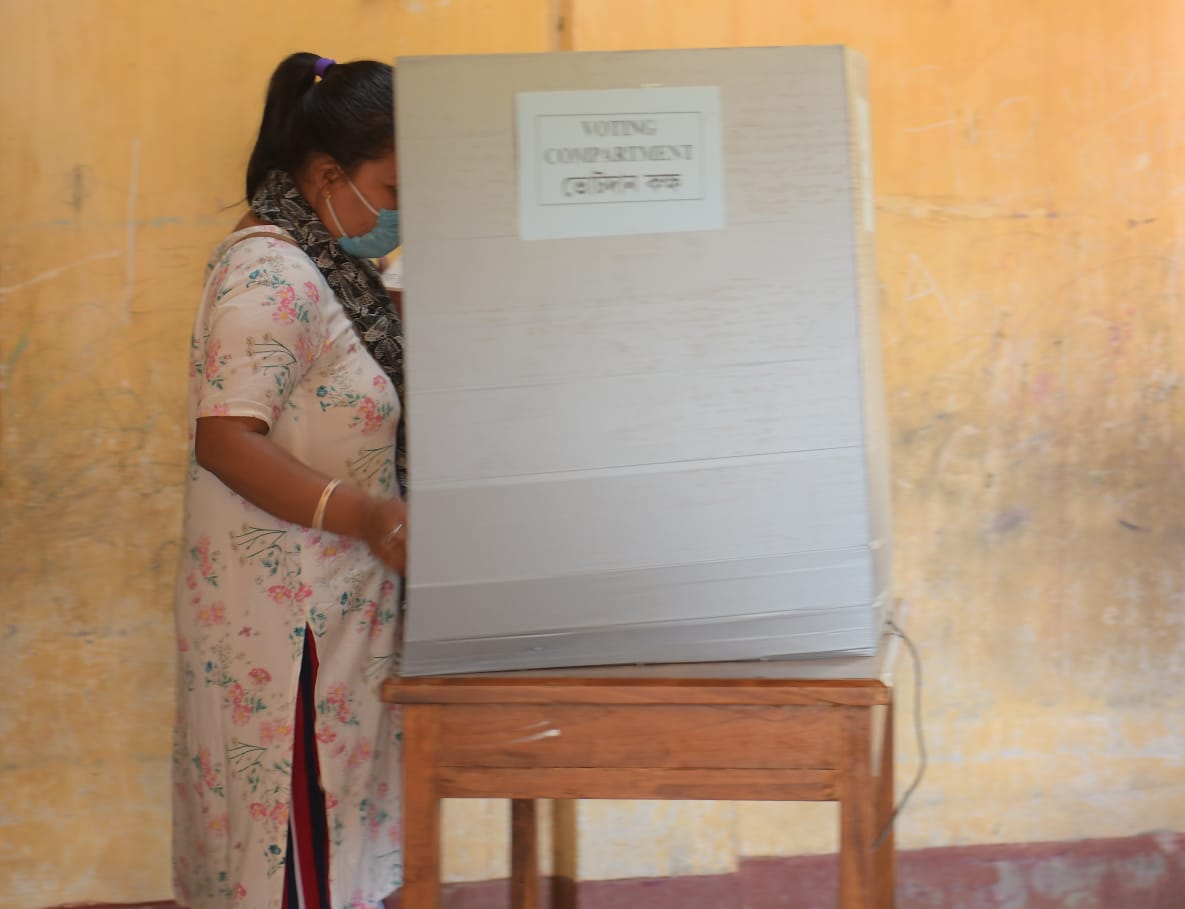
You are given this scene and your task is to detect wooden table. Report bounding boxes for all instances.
[382,657,895,909]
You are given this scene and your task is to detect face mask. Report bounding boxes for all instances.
[325,176,401,258]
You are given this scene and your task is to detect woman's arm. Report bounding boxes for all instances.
[195,415,406,574]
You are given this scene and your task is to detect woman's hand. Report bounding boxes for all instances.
[362,495,408,576]
[195,416,409,576]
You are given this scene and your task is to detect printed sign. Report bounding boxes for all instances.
[517,86,724,240]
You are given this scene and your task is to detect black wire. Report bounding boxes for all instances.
[873,618,927,850]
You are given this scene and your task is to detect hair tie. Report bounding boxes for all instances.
[314,57,336,78]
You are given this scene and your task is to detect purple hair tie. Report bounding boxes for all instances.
[314,57,336,78]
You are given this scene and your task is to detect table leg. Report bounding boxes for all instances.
[403,706,443,909]
[511,799,540,909]
[551,799,578,909]
[875,700,896,909]
[839,707,875,909]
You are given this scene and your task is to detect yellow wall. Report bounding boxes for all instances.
[2,1,1183,905]
[0,3,555,906]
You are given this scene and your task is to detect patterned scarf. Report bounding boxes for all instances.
[251,168,407,495]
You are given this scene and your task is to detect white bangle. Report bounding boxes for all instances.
[384,522,404,545]
[312,478,342,530]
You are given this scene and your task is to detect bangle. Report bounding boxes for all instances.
[312,478,342,530]
[384,522,405,545]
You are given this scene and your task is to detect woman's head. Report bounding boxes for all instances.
[246,53,395,200]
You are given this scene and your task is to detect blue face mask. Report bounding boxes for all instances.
[326,176,401,259]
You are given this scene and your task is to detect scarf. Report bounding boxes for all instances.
[250,169,407,495]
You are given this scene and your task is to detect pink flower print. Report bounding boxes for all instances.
[259,719,292,747]
[248,667,272,686]
[303,280,320,304]
[347,738,373,769]
[239,626,253,637]
[196,536,214,577]
[233,883,247,901]
[326,684,354,725]
[177,636,190,653]
[249,802,268,821]
[380,579,396,596]
[227,683,252,726]
[267,584,293,604]
[207,813,229,835]
[366,811,383,837]
[269,801,289,831]
[207,403,230,416]
[356,397,384,434]
[198,748,218,791]
[325,792,339,810]
[363,601,383,640]
[373,374,387,390]
[204,339,223,382]
[295,332,314,364]
[321,538,354,558]
[197,602,227,627]
[185,572,198,590]
[377,781,389,797]
[315,727,337,745]
[273,285,298,324]
[294,583,313,603]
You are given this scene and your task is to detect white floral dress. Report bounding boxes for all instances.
[173,227,403,909]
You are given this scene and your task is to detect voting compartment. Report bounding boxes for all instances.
[397,46,890,675]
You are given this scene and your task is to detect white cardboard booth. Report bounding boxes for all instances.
[396,46,890,676]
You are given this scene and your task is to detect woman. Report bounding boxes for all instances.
[173,52,406,909]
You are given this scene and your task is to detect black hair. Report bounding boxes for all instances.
[245,52,395,201]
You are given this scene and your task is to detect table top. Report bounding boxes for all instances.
[383,650,894,706]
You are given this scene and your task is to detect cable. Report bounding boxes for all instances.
[873,617,926,850]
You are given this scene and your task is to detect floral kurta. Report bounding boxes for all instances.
[173,227,403,909]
